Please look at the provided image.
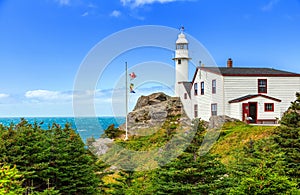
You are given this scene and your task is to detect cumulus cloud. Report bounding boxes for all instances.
[0,93,9,99]
[110,10,122,17]
[25,90,72,101]
[261,0,280,11]
[121,0,178,8]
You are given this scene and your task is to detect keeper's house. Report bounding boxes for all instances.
[174,32,300,124]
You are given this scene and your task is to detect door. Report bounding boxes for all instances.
[249,102,257,123]
[242,103,249,123]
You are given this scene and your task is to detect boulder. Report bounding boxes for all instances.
[91,138,113,156]
[208,115,240,129]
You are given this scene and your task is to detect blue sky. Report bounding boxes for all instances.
[0,0,300,117]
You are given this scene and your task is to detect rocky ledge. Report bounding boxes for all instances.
[120,92,191,136]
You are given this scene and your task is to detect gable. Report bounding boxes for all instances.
[229,94,282,103]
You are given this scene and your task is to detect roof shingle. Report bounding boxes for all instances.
[200,67,300,76]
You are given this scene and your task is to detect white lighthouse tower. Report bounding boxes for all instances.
[173,28,190,96]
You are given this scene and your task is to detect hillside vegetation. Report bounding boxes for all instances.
[0,93,299,194]
[211,122,276,164]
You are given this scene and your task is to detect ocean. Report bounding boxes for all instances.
[0,117,125,143]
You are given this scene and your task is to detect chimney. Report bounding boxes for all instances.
[227,58,233,68]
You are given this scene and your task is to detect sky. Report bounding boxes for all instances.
[0,0,300,117]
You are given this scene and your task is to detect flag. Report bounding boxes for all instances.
[129,72,137,80]
[130,83,135,93]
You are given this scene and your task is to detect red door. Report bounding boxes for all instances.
[242,103,249,123]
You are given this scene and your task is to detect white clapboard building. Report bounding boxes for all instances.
[174,32,300,124]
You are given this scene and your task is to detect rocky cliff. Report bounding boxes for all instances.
[120,92,191,136]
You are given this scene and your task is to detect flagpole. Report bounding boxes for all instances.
[125,62,128,140]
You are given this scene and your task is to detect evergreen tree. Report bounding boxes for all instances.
[230,138,299,194]
[102,124,125,139]
[152,119,232,194]
[274,92,300,187]
[280,92,300,128]
[0,120,100,194]
[0,164,25,195]
[47,123,100,194]
[0,119,51,193]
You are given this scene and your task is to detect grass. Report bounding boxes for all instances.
[115,116,183,151]
[210,122,277,164]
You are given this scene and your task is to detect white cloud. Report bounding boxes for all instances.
[82,11,89,17]
[121,0,178,8]
[55,0,70,6]
[110,10,122,17]
[261,0,280,11]
[0,93,9,99]
[25,90,72,101]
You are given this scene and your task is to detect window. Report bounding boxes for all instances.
[211,104,217,116]
[194,104,198,118]
[201,81,204,95]
[178,59,181,64]
[177,44,186,49]
[184,93,187,99]
[258,79,267,93]
[265,103,274,112]
[194,83,198,96]
[177,44,187,49]
[212,80,216,94]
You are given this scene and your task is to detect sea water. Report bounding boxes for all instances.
[0,117,125,143]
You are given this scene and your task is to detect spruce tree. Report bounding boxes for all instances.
[274,92,300,187]
[0,164,25,194]
[48,123,100,194]
[230,138,299,194]
[0,120,100,194]
[152,119,232,194]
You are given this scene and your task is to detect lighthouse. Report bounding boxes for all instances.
[173,28,190,96]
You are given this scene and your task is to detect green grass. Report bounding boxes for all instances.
[211,122,276,164]
[115,116,183,151]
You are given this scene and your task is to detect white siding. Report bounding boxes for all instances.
[191,69,224,121]
[179,70,300,122]
[177,83,193,119]
[267,77,300,116]
[229,103,241,120]
[230,96,280,121]
[224,76,300,118]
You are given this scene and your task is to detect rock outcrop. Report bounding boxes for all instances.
[91,138,113,156]
[208,115,240,129]
[120,92,190,135]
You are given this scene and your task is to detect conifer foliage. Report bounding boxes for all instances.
[0,164,25,194]
[0,119,100,194]
[151,119,232,194]
[274,92,300,188]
